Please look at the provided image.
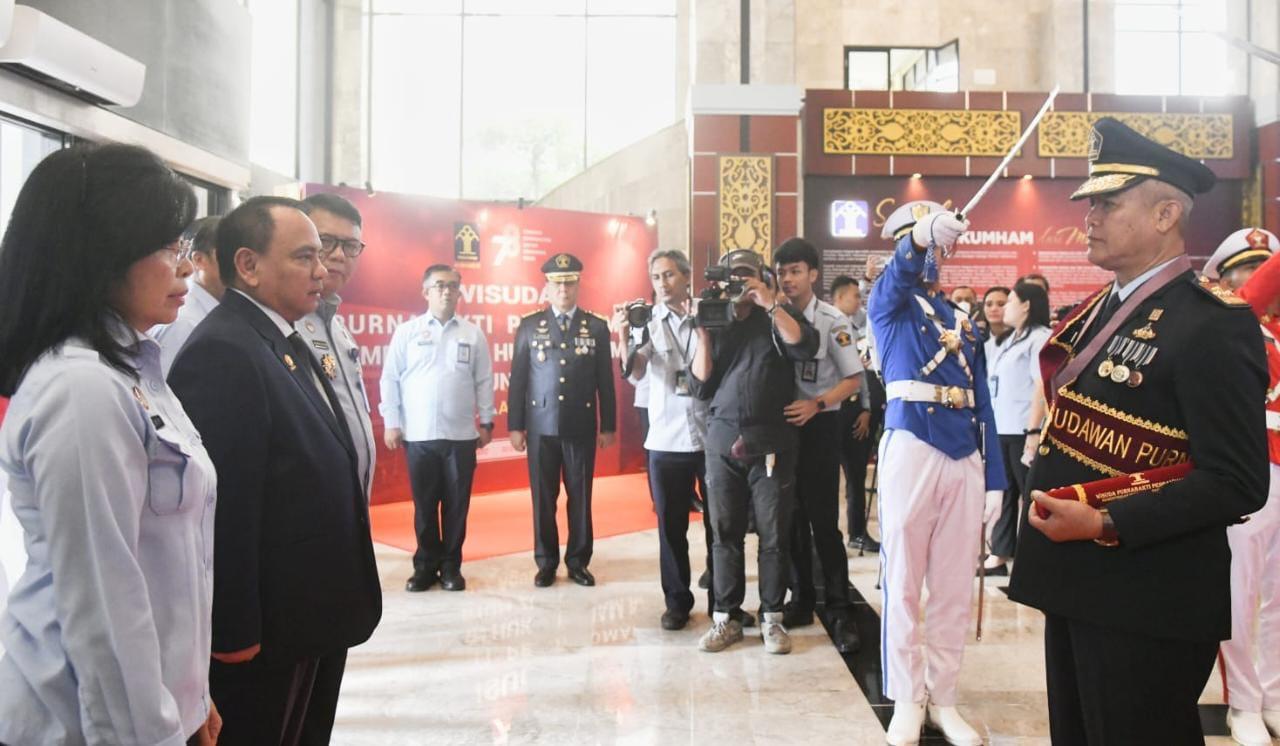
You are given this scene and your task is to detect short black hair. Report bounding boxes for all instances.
[300,192,362,227]
[1012,279,1051,330]
[1020,272,1050,292]
[983,285,1011,300]
[773,237,820,271]
[422,263,457,283]
[216,196,305,286]
[0,143,197,393]
[829,275,859,296]
[182,215,221,256]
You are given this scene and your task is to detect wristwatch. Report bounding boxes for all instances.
[815,398,827,411]
[479,422,494,431]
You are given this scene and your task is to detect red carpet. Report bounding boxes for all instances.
[369,472,700,561]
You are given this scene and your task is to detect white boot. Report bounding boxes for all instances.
[1263,709,1280,737]
[886,701,926,745]
[1227,708,1273,746]
[926,704,983,746]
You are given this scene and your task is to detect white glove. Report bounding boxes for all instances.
[983,490,1003,525]
[912,212,969,251]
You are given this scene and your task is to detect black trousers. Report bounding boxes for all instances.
[407,439,477,573]
[839,399,882,538]
[704,444,794,614]
[527,433,596,571]
[790,412,852,611]
[648,449,713,614]
[1044,614,1217,745]
[209,654,321,746]
[297,649,346,746]
[992,434,1029,558]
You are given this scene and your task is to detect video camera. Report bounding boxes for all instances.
[696,251,775,329]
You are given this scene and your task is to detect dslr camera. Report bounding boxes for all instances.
[624,300,652,328]
[696,249,775,328]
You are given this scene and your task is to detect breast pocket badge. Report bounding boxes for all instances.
[457,341,471,364]
[800,360,818,383]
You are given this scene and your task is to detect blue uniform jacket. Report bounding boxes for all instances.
[868,234,1006,491]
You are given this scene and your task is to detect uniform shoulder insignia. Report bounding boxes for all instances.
[587,310,609,322]
[521,309,543,319]
[1195,275,1251,307]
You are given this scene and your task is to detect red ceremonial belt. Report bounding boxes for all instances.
[1043,388,1189,477]
[1033,462,1192,519]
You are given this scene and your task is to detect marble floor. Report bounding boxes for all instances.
[333,505,1239,745]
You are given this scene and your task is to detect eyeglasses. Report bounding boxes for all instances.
[160,240,195,266]
[426,281,461,293]
[319,234,367,258]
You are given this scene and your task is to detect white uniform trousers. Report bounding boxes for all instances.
[878,428,984,706]
[1221,462,1280,713]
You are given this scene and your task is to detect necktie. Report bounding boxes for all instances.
[1081,292,1122,347]
[558,314,569,332]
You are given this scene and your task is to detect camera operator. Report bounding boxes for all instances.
[689,249,818,655]
[773,238,863,654]
[612,249,712,632]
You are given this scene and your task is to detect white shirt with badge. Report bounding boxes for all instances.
[380,311,495,442]
[153,280,220,376]
[631,301,707,452]
[795,294,865,401]
[986,325,1051,435]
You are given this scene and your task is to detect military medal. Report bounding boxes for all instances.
[132,385,150,411]
[939,330,962,354]
[1131,324,1156,340]
[283,354,297,371]
[321,354,338,380]
[1110,364,1130,383]
[1127,370,1144,388]
[305,320,317,333]
[1097,359,1115,378]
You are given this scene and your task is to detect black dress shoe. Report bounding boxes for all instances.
[440,567,466,591]
[847,533,881,553]
[977,562,1009,578]
[405,571,439,592]
[661,609,690,630]
[782,601,815,628]
[697,569,711,590]
[831,614,861,654]
[739,610,757,628]
[568,566,596,587]
[534,568,556,587]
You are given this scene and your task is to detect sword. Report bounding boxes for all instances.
[1214,33,1280,66]
[959,85,1061,219]
[976,523,987,641]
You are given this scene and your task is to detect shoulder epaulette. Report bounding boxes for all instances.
[521,309,544,319]
[1196,275,1251,307]
[587,310,609,322]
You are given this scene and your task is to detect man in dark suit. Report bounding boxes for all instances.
[169,196,382,745]
[1008,118,1268,745]
[508,253,616,588]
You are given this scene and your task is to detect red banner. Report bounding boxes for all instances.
[805,176,1242,306]
[305,185,655,504]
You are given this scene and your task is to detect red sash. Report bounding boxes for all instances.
[1033,462,1192,519]
[1043,387,1189,477]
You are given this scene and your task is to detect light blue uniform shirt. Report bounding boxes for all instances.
[0,325,217,746]
[153,280,220,376]
[869,233,1006,491]
[986,326,1051,435]
[380,312,495,442]
[630,302,707,453]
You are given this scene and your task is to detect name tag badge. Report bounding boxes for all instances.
[457,342,471,364]
[311,339,330,351]
[989,377,999,398]
[151,414,166,430]
[800,360,818,383]
[674,370,691,397]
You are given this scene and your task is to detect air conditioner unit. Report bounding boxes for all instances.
[0,6,145,107]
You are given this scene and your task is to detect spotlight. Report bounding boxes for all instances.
[645,209,658,227]
[1022,174,1033,180]
[911,173,923,180]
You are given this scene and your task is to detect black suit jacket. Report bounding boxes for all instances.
[168,290,382,664]
[1008,272,1268,642]
[508,307,616,438]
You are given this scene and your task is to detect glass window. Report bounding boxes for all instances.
[1116,31,1180,95]
[248,0,299,177]
[847,45,956,92]
[1114,0,1245,95]
[847,50,888,89]
[0,119,62,237]
[370,13,464,198]
[461,14,586,200]
[585,16,677,164]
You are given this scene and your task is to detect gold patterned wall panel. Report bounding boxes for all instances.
[823,108,1022,156]
[1037,112,1234,159]
[718,156,773,262]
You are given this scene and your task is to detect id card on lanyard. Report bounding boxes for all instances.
[665,313,694,397]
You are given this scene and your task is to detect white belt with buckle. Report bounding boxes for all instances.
[1267,410,1280,431]
[885,380,975,409]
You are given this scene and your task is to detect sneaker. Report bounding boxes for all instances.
[697,569,710,589]
[846,533,881,553]
[1227,708,1273,746]
[782,601,815,628]
[698,613,744,652]
[761,611,792,654]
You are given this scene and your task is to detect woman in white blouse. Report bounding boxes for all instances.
[983,280,1052,574]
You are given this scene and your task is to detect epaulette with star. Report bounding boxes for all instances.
[1195,275,1251,308]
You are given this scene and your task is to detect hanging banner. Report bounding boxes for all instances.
[306,185,655,504]
[805,176,1242,306]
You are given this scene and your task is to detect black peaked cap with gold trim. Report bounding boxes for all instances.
[542,252,583,282]
[1070,117,1216,201]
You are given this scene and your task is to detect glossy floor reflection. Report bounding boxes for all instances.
[334,502,1240,745]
